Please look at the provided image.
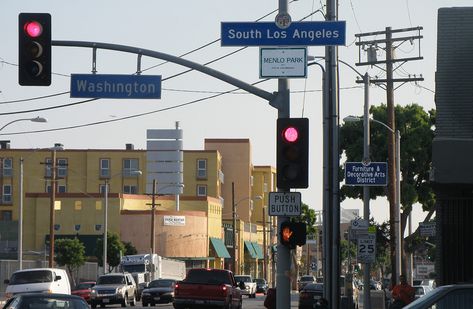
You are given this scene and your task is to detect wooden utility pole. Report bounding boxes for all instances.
[355,26,424,288]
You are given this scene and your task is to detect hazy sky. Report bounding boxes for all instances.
[1,0,471,230]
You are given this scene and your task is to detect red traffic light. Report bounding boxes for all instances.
[24,21,43,38]
[282,126,299,143]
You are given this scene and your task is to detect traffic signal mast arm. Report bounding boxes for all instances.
[52,40,280,105]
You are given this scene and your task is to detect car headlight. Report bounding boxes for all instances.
[91,289,97,296]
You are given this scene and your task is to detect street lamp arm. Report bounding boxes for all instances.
[0,117,47,132]
[370,118,394,134]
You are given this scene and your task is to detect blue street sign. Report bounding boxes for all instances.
[70,74,162,99]
[221,21,346,46]
[345,162,388,186]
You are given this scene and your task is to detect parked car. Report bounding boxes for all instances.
[90,272,137,308]
[404,284,473,309]
[413,285,433,299]
[141,278,176,306]
[299,283,326,309]
[298,275,316,291]
[253,278,269,294]
[2,293,89,309]
[234,275,257,298]
[72,281,96,303]
[4,268,71,299]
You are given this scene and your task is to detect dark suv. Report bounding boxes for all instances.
[298,275,316,291]
[90,273,137,308]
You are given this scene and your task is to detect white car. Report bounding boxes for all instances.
[234,275,256,298]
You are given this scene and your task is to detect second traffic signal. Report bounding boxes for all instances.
[280,221,307,249]
[18,13,51,86]
[277,118,309,189]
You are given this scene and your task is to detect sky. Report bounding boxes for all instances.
[1,0,471,231]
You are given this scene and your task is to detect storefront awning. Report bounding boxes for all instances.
[244,240,258,258]
[210,237,231,258]
[251,242,264,259]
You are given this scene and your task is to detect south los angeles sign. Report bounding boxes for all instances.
[221,21,346,46]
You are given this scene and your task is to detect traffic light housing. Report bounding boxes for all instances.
[277,118,309,189]
[18,13,51,86]
[280,221,307,249]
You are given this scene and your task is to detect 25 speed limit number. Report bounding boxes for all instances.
[357,237,376,263]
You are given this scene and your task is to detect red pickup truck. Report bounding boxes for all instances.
[173,268,244,309]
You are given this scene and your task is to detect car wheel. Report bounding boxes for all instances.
[142,302,148,307]
[91,302,97,309]
[121,294,128,307]
[130,293,136,306]
[100,305,105,308]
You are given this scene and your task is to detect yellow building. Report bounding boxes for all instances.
[0,138,274,279]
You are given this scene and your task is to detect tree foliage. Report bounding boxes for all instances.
[55,238,86,286]
[340,104,436,229]
[123,241,138,256]
[95,232,126,272]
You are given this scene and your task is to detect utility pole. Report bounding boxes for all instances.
[324,0,340,307]
[355,26,424,288]
[146,179,162,255]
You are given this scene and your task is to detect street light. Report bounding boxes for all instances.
[231,181,262,275]
[6,116,48,270]
[343,115,402,286]
[103,169,142,274]
[0,116,47,132]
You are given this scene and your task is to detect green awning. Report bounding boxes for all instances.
[251,242,264,259]
[210,237,231,258]
[244,240,258,258]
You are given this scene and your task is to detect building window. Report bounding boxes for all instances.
[0,210,12,221]
[2,185,12,204]
[45,158,68,178]
[74,201,82,210]
[196,159,207,179]
[46,185,67,193]
[2,158,13,177]
[100,159,110,178]
[57,159,68,178]
[123,159,139,176]
[123,185,137,194]
[197,184,207,196]
[99,183,110,194]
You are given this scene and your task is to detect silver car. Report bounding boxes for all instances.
[90,273,137,308]
[404,284,473,309]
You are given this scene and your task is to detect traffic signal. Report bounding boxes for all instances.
[277,118,309,189]
[280,221,307,249]
[18,13,51,86]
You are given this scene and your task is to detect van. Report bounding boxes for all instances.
[4,268,71,299]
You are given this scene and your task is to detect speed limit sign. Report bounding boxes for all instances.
[357,236,376,263]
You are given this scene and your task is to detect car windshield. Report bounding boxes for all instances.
[9,270,53,285]
[254,279,265,284]
[148,280,174,288]
[304,283,324,291]
[185,270,232,285]
[12,296,88,309]
[75,283,95,290]
[234,276,251,283]
[97,275,125,285]
[300,276,314,282]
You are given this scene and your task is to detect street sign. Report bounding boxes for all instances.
[345,162,388,186]
[221,21,346,46]
[357,234,376,264]
[351,219,369,230]
[260,47,307,78]
[268,192,301,216]
[70,74,162,99]
[419,222,436,237]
